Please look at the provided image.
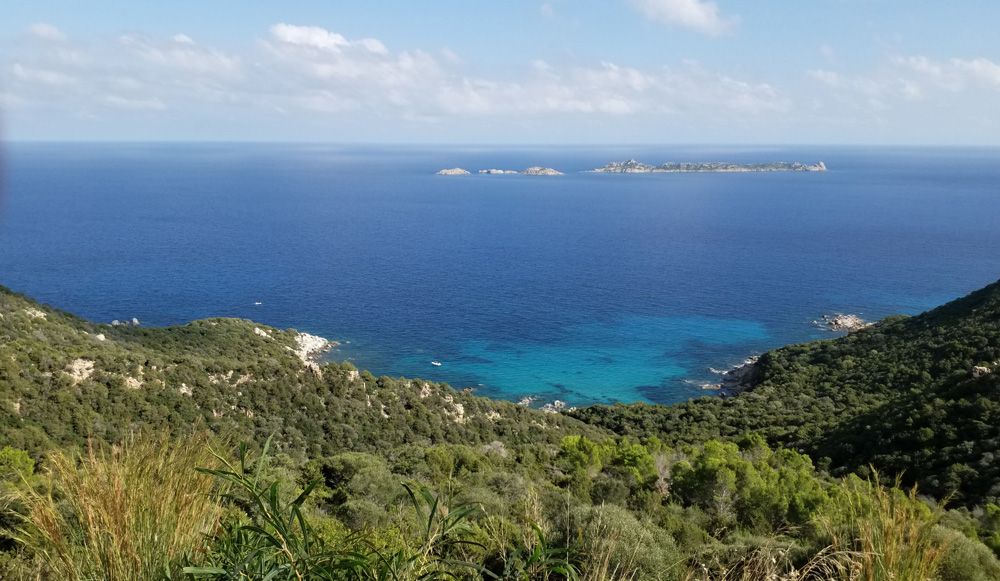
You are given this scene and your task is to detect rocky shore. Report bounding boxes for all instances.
[815,313,871,332]
[291,332,336,366]
[436,168,470,176]
[699,356,761,396]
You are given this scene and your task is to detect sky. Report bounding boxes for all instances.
[1,0,999,144]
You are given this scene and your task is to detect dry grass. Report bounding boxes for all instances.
[820,472,949,581]
[11,432,223,581]
[682,543,862,581]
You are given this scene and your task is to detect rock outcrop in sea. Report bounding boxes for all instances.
[816,313,871,332]
[437,166,564,176]
[521,166,563,176]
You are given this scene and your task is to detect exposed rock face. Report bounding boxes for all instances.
[700,356,761,395]
[592,160,827,173]
[479,169,519,174]
[720,356,761,394]
[522,166,563,176]
[287,332,335,377]
[817,314,871,332]
[436,168,470,176]
[973,365,994,378]
[66,359,95,385]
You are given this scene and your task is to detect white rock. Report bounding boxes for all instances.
[817,313,871,332]
[24,308,46,320]
[973,365,993,378]
[66,359,95,384]
[436,168,470,176]
[522,166,563,176]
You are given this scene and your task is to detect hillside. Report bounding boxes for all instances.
[3,283,1000,578]
[0,285,601,460]
[572,279,1000,505]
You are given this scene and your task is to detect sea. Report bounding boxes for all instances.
[1,143,998,406]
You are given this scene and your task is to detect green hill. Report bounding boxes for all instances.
[0,285,600,460]
[572,279,1000,505]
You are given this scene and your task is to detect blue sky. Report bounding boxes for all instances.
[2,0,999,143]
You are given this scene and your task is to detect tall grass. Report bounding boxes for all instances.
[682,542,862,580]
[11,432,222,580]
[820,471,949,581]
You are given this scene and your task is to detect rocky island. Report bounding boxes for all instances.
[592,159,827,173]
[438,166,564,176]
[521,166,563,176]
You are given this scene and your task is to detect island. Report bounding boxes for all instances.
[521,166,563,176]
[591,159,827,173]
[437,166,564,176]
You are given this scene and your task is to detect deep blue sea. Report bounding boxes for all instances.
[1,144,998,405]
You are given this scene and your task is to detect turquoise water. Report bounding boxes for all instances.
[1,144,998,405]
[392,314,769,403]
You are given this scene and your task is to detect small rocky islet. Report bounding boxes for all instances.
[436,166,563,176]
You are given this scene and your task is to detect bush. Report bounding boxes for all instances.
[933,526,1000,581]
[562,504,682,581]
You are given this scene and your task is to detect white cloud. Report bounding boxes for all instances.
[11,62,76,86]
[805,54,1000,128]
[28,22,66,42]
[893,55,1000,92]
[2,22,787,135]
[630,0,735,36]
[950,58,1000,88]
[103,94,167,110]
[808,69,842,88]
[260,24,782,120]
[120,34,242,78]
[270,23,350,52]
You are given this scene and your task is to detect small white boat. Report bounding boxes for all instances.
[254,301,263,306]
[431,361,442,367]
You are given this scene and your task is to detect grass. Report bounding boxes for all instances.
[10,432,222,580]
[819,471,950,581]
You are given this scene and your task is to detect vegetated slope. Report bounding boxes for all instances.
[0,286,603,460]
[4,283,1000,578]
[571,279,1000,505]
